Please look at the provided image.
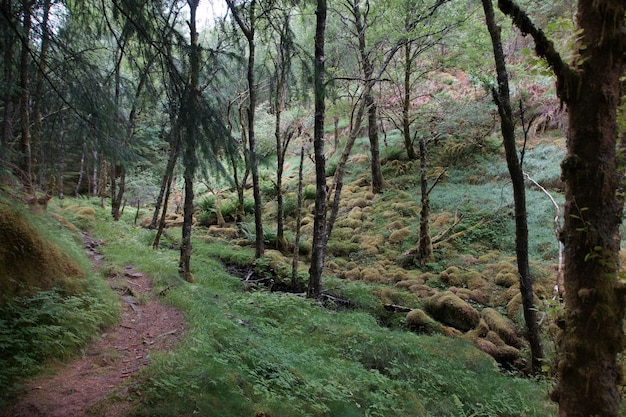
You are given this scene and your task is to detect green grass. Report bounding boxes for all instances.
[0,198,119,406]
[79,203,556,417]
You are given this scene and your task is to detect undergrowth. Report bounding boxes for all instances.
[82,204,555,417]
[0,197,118,407]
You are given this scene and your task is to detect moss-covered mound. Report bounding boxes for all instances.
[0,201,84,301]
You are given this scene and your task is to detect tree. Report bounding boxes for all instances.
[481,0,544,374]
[226,0,265,258]
[18,0,33,193]
[308,0,327,298]
[498,0,625,414]
[343,0,385,193]
[266,4,297,252]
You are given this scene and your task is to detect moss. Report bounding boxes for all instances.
[495,272,519,287]
[388,227,411,244]
[0,203,85,301]
[425,291,480,332]
[482,307,522,348]
[348,197,369,209]
[74,206,96,220]
[466,273,488,290]
[385,220,406,230]
[347,207,363,220]
[336,218,361,229]
[208,226,240,239]
[327,241,361,257]
[406,309,442,334]
[341,267,362,280]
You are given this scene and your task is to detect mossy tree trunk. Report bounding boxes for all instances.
[416,136,433,264]
[350,0,385,194]
[308,0,327,299]
[1,0,15,155]
[499,0,625,414]
[271,8,295,253]
[401,42,418,161]
[292,145,305,289]
[19,0,33,193]
[227,0,264,258]
[178,0,200,283]
[481,0,544,374]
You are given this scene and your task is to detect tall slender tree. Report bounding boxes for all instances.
[481,0,544,374]
[498,0,625,414]
[226,0,265,258]
[344,0,385,193]
[308,0,328,298]
[178,0,201,282]
[18,0,33,192]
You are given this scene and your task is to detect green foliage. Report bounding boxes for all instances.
[303,184,317,200]
[81,205,555,417]
[0,288,118,403]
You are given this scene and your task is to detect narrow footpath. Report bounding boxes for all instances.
[2,236,186,417]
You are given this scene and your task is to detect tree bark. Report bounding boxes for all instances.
[19,0,32,193]
[416,136,433,264]
[291,145,305,289]
[226,0,264,258]
[151,135,180,229]
[482,0,544,374]
[178,0,200,283]
[31,0,52,188]
[1,0,15,154]
[402,42,418,160]
[499,0,625,414]
[351,0,385,193]
[308,0,327,298]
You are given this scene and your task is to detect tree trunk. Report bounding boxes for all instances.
[366,93,384,193]
[178,0,200,283]
[75,139,86,197]
[552,2,625,414]
[402,43,418,160]
[326,97,367,242]
[352,0,384,194]
[1,0,14,154]
[416,136,433,264]
[31,0,51,187]
[151,135,180,229]
[308,0,327,299]
[498,0,625,414]
[19,0,32,193]
[227,0,264,258]
[291,145,305,289]
[482,0,544,373]
[57,113,66,199]
[152,170,174,249]
[111,166,126,221]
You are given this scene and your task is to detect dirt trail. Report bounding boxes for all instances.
[2,237,186,417]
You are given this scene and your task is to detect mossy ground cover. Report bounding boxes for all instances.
[77,203,556,417]
[0,196,118,406]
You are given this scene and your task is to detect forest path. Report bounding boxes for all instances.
[2,235,186,417]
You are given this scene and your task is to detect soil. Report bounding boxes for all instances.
[1,235,186,417]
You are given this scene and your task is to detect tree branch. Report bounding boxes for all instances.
[497,0,578,102]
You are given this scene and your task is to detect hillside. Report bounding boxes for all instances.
[0,142,566,416]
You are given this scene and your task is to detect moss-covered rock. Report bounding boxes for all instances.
[406,309,442,334]
[388,227,411,244]
[495,272,519,287]
[425,291,480,331]
[481,307,522,348]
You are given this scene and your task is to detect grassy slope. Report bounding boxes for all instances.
[0,134,566,416]
[76,199,556,417]
[0,195,119,407]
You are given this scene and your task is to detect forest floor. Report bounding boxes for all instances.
[1,235,186,417]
